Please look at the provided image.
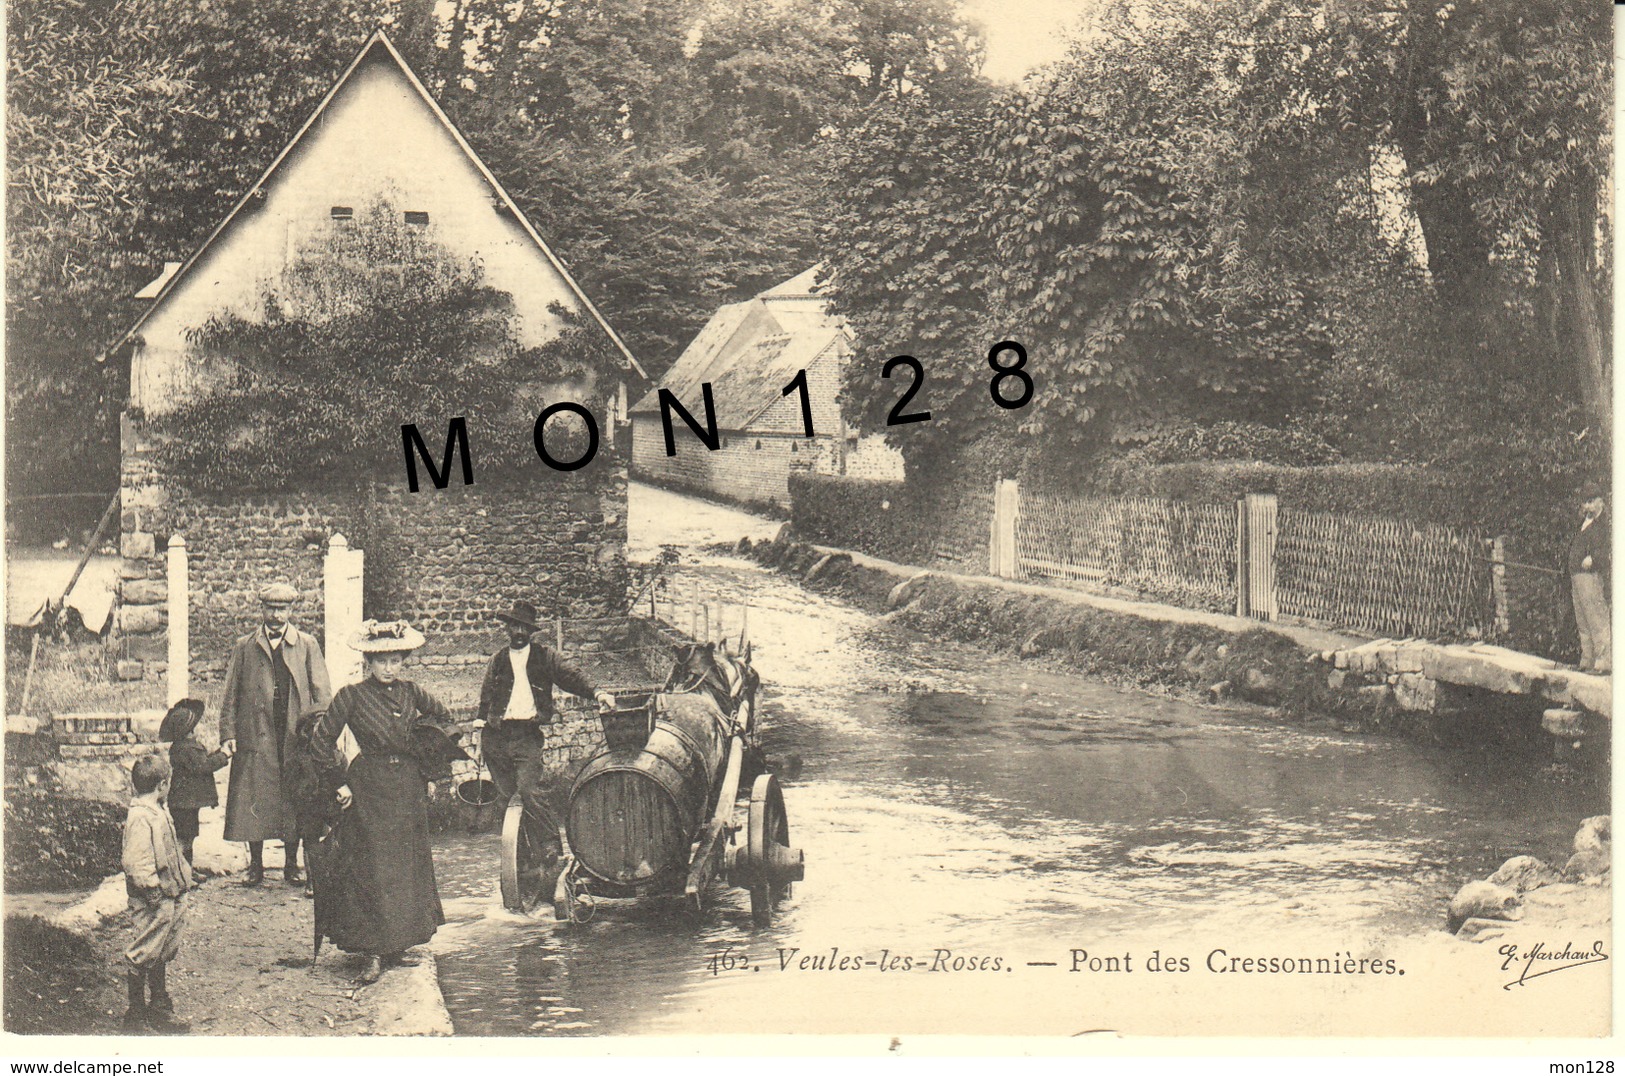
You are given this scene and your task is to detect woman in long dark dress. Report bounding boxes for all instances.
[313,620,460,983]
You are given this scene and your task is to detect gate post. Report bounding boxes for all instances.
[1236,493,1278,621]
[166,535,188,706]
[324,533,365,689]
[991,478,1020,579]
[1489,535,1511,638]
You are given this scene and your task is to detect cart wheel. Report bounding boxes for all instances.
[747,773,791,926]
[500,799,562,915]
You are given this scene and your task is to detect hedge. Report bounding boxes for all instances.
[789,474,933,565]
[1078,459,1582,562]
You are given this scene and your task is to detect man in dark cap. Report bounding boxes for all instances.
[1568,485,1610,673]
[475,600,614,828]
[220,582,332,884]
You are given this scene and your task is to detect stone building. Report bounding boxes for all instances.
[103,32,647,678]
[629,267,903,509]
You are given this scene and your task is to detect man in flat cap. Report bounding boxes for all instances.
[220,582,332,885]
[475,599,614,829]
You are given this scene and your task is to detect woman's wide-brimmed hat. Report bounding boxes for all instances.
[349,619,426,654]
[493,599,542,632]
[158,698,207,743]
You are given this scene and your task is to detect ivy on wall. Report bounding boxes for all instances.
[144,197,618,491]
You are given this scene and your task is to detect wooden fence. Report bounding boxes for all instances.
[1274,507,1492,639]
[1013,488,1238,613]
[1000,481,1519,648]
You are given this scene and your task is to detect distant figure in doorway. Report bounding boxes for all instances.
[158,698,230,867]
[1568,485,1610,674]
[220,582,333,885]
[474,599,615,830]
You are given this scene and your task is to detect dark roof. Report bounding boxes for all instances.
[630,267,847,429]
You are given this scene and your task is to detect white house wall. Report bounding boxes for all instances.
[131,55,585,412]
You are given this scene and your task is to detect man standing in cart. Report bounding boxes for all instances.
[475,599,615,829]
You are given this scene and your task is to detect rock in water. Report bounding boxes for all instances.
[1574,815,1610,855]
[1487,855,1562,893]
[1564,849,1611,884]
[1447,881,1523,934]
[885,572,934,610]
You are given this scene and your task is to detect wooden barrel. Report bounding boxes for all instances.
[567,695,729,887]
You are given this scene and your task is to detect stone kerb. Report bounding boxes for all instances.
[49,709,167,804]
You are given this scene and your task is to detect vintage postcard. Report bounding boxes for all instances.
[2,0,1615,1057]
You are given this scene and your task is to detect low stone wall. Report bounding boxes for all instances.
[631,420,826,509]
[117,424,630,681]
[444,615,684,797]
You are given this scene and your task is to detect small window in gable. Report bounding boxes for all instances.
[790,441,798,453]
[330,206,354,221]
[405,210,430,227]
[755,440,763,450]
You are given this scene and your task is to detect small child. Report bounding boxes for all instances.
[283,708,339,900]
[122,754,193,1033]
[158,698,230,866]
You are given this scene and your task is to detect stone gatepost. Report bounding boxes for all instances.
[167,535,189,704]
[113,458,170,682]
[115,421,171,682]
[324,533,365,690]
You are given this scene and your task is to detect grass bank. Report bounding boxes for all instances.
[738,533,1552,749]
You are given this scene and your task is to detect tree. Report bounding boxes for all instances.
[820,0,1609,486]
[6,0,390,499]
[8,0,992,503]
[6,0,195,497]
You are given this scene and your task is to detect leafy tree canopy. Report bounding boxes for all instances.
[7,0,986,502]
[821,0,1608,493]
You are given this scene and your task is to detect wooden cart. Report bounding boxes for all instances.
[499,630,803,925]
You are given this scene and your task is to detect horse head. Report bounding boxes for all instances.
[669,641,756,717]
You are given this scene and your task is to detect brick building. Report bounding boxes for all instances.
[629,267,903,508]
[104,32,647,677]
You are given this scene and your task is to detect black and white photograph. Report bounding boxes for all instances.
[2,0,1615,1053]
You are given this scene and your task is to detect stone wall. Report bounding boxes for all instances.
[627,346,887,508]
[630,422,822,508]
[842,434,906,481]
[445,616,685,794]
[117,416,630,680]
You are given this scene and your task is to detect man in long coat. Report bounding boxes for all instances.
[220,582,332,885]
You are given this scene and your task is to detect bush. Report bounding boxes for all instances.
[1115,419,1342,467]
[4,788,125,891]
[789,474,932,564]
[148,198,617,491]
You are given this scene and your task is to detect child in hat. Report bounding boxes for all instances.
[158,699,232,866]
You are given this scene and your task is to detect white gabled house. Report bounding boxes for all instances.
[106,31,648,675]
